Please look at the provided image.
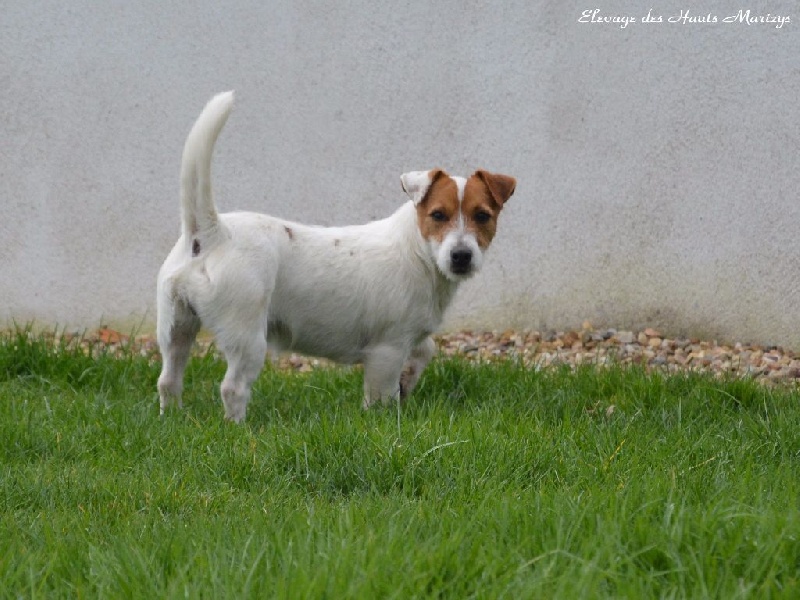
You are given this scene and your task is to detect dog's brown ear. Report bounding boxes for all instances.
[401,169,448,205]
[475,170,516,206]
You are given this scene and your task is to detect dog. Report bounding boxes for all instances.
[156,91,516,422]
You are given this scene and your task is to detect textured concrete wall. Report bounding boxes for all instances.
[2,1,799,345]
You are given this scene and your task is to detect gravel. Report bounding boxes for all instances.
[36,324,800,385]
[437,326,800,383]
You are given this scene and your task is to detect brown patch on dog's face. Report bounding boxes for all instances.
[415,170,460,244]
[462,176,500,249]
[464,170,516,248]
[415,170,516,249]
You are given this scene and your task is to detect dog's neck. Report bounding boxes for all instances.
[391,201,460,314]
[433,272,458,316]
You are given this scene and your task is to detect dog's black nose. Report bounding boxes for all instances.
[450,248,472,272]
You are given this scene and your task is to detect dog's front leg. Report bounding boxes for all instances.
[362,345,407,409]
[399,336,436,400]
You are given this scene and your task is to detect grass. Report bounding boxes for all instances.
[1,328,799,598]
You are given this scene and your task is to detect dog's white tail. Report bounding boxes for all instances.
[180,90,235,250]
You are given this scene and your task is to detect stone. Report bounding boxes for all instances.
[615,331,635,344]
[562,331,580,346]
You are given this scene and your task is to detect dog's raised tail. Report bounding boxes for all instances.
[180,90,235,248]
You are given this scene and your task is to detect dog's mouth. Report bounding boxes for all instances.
[449,263,473,276]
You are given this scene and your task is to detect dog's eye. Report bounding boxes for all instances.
[474,211,491,224]
[430,210,448,222]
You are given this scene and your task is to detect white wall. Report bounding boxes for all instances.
[2,1,799,345]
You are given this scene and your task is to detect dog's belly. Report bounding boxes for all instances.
[266,318,367,364]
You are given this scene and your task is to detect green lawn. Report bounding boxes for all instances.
[1,330,799,598]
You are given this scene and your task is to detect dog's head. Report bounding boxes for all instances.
[401,169,516,281]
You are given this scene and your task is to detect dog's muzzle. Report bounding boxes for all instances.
[449,246,473,275]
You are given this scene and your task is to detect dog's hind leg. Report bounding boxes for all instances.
[399,336,436,401]
[217,332,268,423]
[157,303,201,414]
[362,344,407,409]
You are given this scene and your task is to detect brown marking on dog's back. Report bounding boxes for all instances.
[284,226,294,240]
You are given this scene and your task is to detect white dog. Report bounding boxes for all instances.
[157,91,516,422]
